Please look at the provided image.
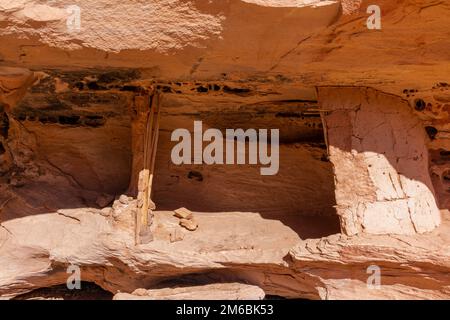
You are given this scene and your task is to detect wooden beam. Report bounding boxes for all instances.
[135,92,161,245]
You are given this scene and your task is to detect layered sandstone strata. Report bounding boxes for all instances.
[0,0,449,300]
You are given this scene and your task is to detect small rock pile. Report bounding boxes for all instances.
[174,207,198,231]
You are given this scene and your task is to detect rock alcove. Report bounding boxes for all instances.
[0,0,449,300]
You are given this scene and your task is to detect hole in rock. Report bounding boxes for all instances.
[187,170,204,182]
[223,86,252,96]
[58,115,80,125]
[84,115,106,127]
[426,126,438,140]
[415,98,426,111]
[197,86,209,93]
[152,101,340,239]
[440,150,450,157]
[443,170,450,182]
[0,112,9,139]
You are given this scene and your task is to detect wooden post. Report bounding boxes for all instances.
[135,92,161,245]
[140,99,155,227]
[135,169,149,245]
[148,94,161,201]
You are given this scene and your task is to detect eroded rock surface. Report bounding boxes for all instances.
[0,0,449,300]
[320,87,441,235]
[0,208,449,300]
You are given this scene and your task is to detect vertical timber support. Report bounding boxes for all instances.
[136,92,161,245]
[128,87,162,245]
[128,90,152,196]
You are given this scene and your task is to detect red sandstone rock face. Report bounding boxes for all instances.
[0,67,35,111]
[0,0,449,300]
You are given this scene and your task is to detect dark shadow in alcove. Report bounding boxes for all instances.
[12,282,113,300]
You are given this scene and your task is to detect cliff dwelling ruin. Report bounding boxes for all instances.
[1,70,441,236]
[0,0,449,300]
[1,70,342,238]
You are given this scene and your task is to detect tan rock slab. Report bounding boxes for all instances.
[174,207,193,220]
[180,218,198,231]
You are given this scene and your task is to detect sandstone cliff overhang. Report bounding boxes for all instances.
[0,0,449,300]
